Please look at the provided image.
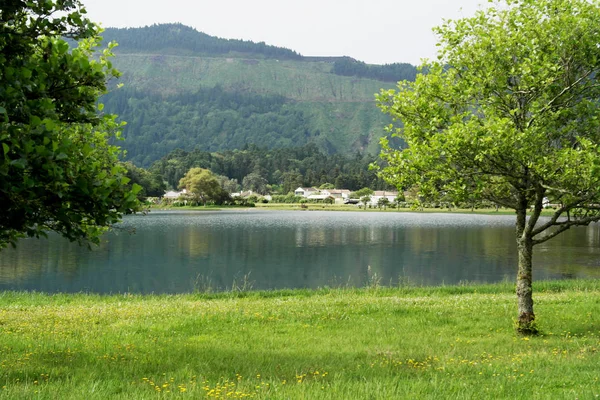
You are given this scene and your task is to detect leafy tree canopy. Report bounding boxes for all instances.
[351,187,374,199]
[178,168,228,205]
[121,162,165,199]
[0,0,141,248]
[332,58,417,83]
[377,197,390,209]
[376,0,600,333]
[150,145,393,193]
[242,172,268,195]
[103,23,302,60]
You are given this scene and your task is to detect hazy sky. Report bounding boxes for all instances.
[81,0,487,65]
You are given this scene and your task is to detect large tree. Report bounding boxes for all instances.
[0,1,141,248]
[242,171,268,195]
[376,0,600,333]
[178,168,228,206]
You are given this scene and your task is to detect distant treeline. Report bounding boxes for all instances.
[103,85,323,167]
[332,59,417,83]
[102,24,417,83]
[149,144,394,193]
[103,23,303,60]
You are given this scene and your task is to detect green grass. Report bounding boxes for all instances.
[0,280,599,398]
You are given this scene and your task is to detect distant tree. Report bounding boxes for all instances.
[319,182,335,189]
[242,172,268,194]
[394,193,405,209]
[216,175,240,194]
[0,0,141,249]
[360,196,372,210]
[178,168,226,206]
[122,162,165,199]
[377,197,390,210]
[376,0,600,333]
[281,170,304,194]
[332,58,417,83]
[351,187,374,199]
[351,187,374,210]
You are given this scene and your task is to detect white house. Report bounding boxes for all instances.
[369,191,399,206]
[307,194,334,202]
[163,189,187,200]
[322,189,352,204]
[231,190,254,198]
[294,187,320,197]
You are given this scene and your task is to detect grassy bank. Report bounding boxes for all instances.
[1,280,599,399]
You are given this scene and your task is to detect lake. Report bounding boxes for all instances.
[0,210,599,294]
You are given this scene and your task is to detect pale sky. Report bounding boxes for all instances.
[81,0,487,65]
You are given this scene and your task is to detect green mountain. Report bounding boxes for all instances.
[100,24,414,167]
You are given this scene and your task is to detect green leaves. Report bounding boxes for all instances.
[0,0,141,249]
[378,0,600,220]
[178,168,228,206]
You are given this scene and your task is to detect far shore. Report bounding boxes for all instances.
[148,203,559,217]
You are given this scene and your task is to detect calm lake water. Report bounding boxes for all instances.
[0,210,599,294]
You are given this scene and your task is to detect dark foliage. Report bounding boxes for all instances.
[150,144,394,192]
[332,58,417,83]
[0,0,141,248]
[102,23,302,60]
[102,86,320,167]
[121,162,165,199]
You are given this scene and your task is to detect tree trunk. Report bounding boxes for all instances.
[515,204,537,334]
[516,235,536,334]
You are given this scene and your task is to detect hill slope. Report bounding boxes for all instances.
[100,24,413,167]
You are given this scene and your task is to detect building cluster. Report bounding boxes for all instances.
[161,187,399,207]
[294,187,399,206]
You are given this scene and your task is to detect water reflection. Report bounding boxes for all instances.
[0,210,598,293]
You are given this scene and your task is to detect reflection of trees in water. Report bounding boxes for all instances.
[534,224,600,280]
[399,226,517,285]
[540,263,600,279]
[180,226,211,259]
[0,214,599,292]
[293,225,399,248]
[285,224,522,287]
[0,235,97,283]
[0,239,47,283]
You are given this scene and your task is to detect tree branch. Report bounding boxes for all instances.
[525,184,545,236]
[533,215,600,245]
[531,200,579,237]
[527,69,595,129]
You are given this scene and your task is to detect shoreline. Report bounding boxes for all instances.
[1,277,596,299]
[148,203,554,217]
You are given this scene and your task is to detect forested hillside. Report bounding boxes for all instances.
[99,24,415,167]
[102,23,302,59]
[331,58,417,83]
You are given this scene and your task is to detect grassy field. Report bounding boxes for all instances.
[0,280,599,399]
